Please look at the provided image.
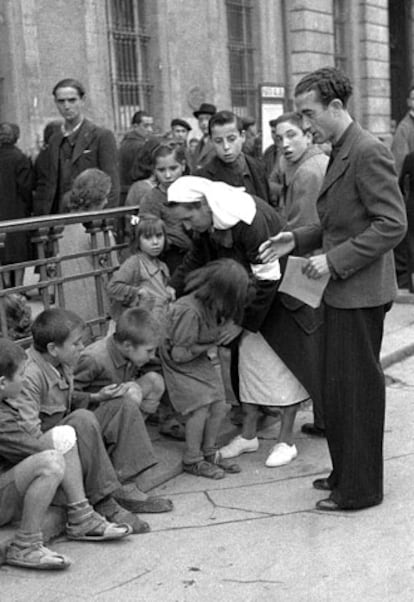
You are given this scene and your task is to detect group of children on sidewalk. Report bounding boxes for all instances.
[0,125,301,571]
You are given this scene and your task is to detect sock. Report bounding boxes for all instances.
[66,498,93,525]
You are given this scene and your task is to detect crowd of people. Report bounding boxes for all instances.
[0,66,408,571]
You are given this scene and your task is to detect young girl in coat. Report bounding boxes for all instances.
[107,214,175,330]
[139,144,192,275]
[160,258,250,479]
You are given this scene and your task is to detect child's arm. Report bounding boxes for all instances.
[171,343,213,363]
[168,305,215,363]
[0,404,52,465]
[73,353,128,408]
[107,256,149,307]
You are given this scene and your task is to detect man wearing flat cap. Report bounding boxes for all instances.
[191,102,217,172]
[171,118,192,148]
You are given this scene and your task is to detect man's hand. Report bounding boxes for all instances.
[258,232,295,263]
[302,254,330,279]
[217,322,243,345]
[166,286,176,302]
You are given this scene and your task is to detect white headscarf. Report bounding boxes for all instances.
[167,176,256,230]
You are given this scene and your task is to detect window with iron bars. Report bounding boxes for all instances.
[225,0,257,118]
[106,0,153,135]
[333,0,349,74]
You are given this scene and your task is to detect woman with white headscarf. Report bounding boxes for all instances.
[167,176,324,467]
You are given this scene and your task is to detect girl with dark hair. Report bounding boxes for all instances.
[160,258,250,479]
[139,144,192,274]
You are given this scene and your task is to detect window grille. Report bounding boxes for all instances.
[333,0,349,74]
[225,0,257,117]
[107,0,152,134]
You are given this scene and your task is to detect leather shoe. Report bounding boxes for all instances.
[315,498,341,511]
[313,478,331,491]
[301,423,325,437]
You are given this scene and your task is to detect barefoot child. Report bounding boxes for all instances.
[160,259,250,479]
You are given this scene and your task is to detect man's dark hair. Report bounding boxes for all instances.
[294,67,353,108]
[0,339,26,379]
[208,110,243,137]
[114,308,159,346]
[132,110,150,126]
[52,78,86,98]
[31,308,84,353]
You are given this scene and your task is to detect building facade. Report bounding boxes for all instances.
[0,0,412,153]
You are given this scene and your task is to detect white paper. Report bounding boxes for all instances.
[278,256,330,308]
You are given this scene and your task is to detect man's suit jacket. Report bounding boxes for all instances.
[46,118,120,211]
[294,122,407,309]
[190,137,216,172]
[196,154,271,204]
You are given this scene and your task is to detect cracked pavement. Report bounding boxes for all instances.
[2,383,414,602]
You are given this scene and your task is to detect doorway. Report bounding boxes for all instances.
[389,0,412,125]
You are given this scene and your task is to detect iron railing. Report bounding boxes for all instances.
[0,206,138,344]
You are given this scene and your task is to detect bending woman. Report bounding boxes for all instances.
[167,176,323,467]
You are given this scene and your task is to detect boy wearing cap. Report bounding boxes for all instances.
[171,118,192,147]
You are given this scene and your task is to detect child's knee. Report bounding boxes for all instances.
[35,449,65,480]
[210,400,227,419]
[138,372,165,399]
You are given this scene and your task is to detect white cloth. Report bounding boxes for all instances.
[167,176,256,230]
[239,331,309,407]
[51,425,77,454]
[250,259,281,281]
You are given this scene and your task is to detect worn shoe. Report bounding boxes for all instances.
[301,423,326,437]
[219,435,259,459]
[6,541,71,570]
[114,484,174,514]
[265,443,297,467]
[183,459,225,480]
[315,497,342,512]
[205,451,241,474]
[95,497,150,534]
[313,478,332,491]
[66,510,131,541]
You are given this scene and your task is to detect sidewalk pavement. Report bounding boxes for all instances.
[2,295,414,600]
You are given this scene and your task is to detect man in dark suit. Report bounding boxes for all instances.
[190,102,217,172]
[259,67,407,511]
[119,110,153,204]
[45,78,119,213]
[197,110,271,204]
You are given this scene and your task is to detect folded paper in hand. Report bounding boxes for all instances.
[278,256,330,308]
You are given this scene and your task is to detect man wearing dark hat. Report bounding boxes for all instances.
[170,118,192,147]
[191,102,217,171]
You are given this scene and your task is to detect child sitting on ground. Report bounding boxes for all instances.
[15,308,172,533]
[160,259,250,479]
[74,307,165,422]
[0,339,130,571]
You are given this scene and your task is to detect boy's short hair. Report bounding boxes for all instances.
[32,309,84,353]
[114,308,159,347]
[52,78,85,98]
[0,339,26,379]
[274,112,308,133]
[208,110,243,136]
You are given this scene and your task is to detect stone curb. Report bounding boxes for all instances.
[381,342,414,370]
